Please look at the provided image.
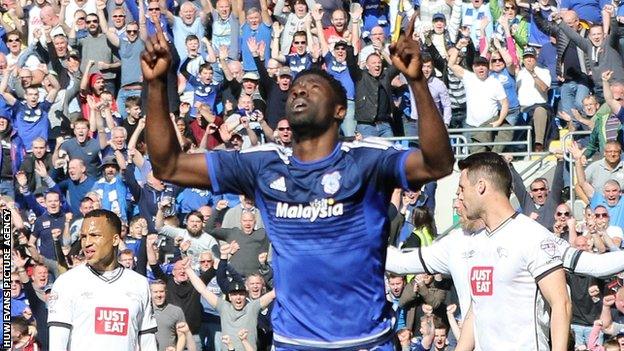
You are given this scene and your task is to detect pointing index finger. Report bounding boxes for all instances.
[405,12,418,40]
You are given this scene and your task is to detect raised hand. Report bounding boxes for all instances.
[603,294,616,306]
[446,304,457,315]
[215,199,229,211]
[229,240,240,255]
[602,70,613,82]
[238,329,249,340]
[258,252,268,265]
[12,250,27,269]
[51,228,62,240]
[34,160,48,178]
[141,24,171,82]
[15,171,27,187]
[220,243,231,258]
[389,14,424,81]
[247,37,259,54]
[180,239,191,252]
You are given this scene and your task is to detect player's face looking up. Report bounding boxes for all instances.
[285,73,346,141]
[80,216,121,271]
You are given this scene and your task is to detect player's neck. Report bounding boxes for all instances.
[292,134,338,162]
[89,259,120,273]
[481,198,516,232]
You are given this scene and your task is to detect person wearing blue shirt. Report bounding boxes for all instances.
[239,0,272,72]
[1,82,59,151]
[92,156,128,222]
[560,0,610,24]
[143,18,454,349]
[314,6,357,137]
[360,0,390,38]
[272,31,315,78]
[180,60,221,117]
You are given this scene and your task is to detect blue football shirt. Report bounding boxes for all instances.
[206,139,414,348]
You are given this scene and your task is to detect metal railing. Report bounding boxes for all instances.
[385,125,536,159]
[561,130,592,206]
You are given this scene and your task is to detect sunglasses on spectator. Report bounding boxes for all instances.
[200,260,213,263]
[556,211,570,217]
[531,187,546,192]
[127,29,138,34]
[293,41,306,45]
[278,127,291,131]
[504,5,515,10]
[112,14,125,18]
[86,19,99,24]
[148,7,160,11]
[11,279,21,284]
[491,58,504,63]
[7,38,20,43]
[594,213,609,218]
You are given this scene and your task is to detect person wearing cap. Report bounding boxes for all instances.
[314,5,359,137]
[92,155,128,222]
[516,46,551,151]
[250,37,292,128]
[447,47,509,153]
[185,246,275,351]
[0,114,25,198]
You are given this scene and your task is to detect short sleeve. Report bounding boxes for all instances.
[537,68,551,87]
[526,233,563,282]
[492,79,507,101]
[419,232,453,275]
[47,277,73,327]
[205,150,259,196]
[374,143,416,191]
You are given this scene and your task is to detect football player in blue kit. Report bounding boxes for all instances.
[141,15,454,350]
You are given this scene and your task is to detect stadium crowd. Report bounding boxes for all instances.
[2,0,624,349]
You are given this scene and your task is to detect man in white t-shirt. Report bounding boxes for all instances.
[392,152,572,351]
[48,209,158,351]
[516,47,551,150]
[447,48,509,153]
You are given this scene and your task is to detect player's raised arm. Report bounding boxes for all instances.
[389,14,454,187]
[142,23,211,189]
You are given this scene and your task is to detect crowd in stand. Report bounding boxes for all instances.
[3,0,624,349]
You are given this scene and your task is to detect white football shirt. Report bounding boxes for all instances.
[465,214,562,351]
[48,265,157,351]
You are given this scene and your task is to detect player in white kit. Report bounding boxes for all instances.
[391,152,573,351]
[48,209,158,351]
